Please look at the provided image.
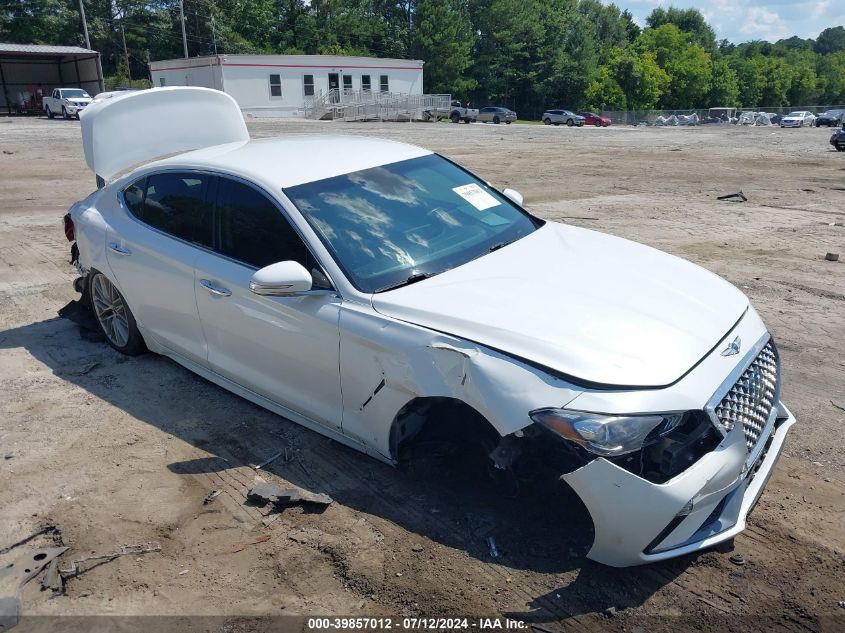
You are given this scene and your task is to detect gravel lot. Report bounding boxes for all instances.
[1,116,844,632]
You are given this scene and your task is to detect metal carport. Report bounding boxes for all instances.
[0,43,104,114]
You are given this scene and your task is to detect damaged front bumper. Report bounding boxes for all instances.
[563,402,796,567]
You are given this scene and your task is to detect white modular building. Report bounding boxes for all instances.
[149,54,424,118]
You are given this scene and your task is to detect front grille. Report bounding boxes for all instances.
[713,342,779,452]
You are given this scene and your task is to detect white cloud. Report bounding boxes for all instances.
[740,7,789,41]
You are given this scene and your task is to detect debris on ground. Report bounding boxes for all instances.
[59,543,161,580]
[57,299,105,342]
[40,558,61,592]
[717,191,747,202]
[251,447,290,470]
[729,553,746,566]
[247,477,333,510]
[825,252,840,262]
[0,546,68,630]
[224,534,271,554]
[203,489,222,505]
[832,401,845,412]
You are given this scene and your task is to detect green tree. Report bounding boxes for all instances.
[815,26,845,55]
[413,0,476,95]
[635,24,712,108]
[708,59,739,106]
[645,6,716,54]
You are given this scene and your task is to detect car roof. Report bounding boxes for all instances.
[149,136,433,189]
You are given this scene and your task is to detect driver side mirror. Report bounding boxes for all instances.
[502,188,524,206]
[249,261,313,296]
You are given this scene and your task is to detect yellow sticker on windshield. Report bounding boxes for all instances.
[452,184,500,211]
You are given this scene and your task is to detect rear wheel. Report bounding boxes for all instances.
[89,271,146,355]
[450,112,460,123]
[45,106,53,119]
[543,118,551,125]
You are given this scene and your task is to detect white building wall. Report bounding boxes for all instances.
[149,54,424,118]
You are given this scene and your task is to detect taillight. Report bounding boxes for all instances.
[63,213,75,242]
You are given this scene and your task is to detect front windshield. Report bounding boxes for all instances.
[285,154,540,293]
[62,89,89,98]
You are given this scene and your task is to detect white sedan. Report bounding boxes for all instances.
[780,111,815,127]
[68,88,796,567]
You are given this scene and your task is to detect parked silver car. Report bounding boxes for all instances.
[542,110,585,126]
[478,106,517,124]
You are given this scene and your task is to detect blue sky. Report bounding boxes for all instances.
[616,1,845,43]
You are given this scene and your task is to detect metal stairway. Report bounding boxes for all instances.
[304,89,451,122]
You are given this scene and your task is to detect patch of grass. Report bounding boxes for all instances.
[514,119,542,125]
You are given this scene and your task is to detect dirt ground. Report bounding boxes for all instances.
[1,116,844,633]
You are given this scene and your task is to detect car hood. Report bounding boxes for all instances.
[371,222,748,388]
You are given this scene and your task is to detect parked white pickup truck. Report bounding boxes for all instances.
[43,88,93,119]
[425,100,479,123]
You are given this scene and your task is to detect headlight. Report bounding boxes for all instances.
[529,408,682,457]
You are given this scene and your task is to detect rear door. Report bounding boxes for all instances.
[193,176,343,429]
[106,171,211,365]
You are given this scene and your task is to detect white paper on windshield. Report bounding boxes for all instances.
[452,184,500,211]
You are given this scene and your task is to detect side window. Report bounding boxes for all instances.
[342,74,352,91]
[159,77,166,87]
[379,75,389,92]
[215,178,309,270]
[123,177,145,216]
[361,75,371,92]
[269,74,282,98]
[134,172,213,247]
[303,74,314,97]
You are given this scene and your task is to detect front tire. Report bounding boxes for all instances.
[493,116,500,124]
[62,106,69,120]
[88,271,146,355]
[566,118,574,127]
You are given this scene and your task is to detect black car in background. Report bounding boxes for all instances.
[816,109,844,127]
[830,127,845,151]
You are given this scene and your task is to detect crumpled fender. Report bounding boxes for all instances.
[337,303,583,459]
[562,422,747,567]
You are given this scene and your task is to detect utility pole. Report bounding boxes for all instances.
[121,21,132,81]
[179,0,189,59]
[78,0,104,93]
[211,15,218,56]
[78,0,91,49]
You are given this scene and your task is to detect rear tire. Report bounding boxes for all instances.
[46,106,53,119]
[88,271,146,355]
[450,112,460,123]
[543,118,551,125]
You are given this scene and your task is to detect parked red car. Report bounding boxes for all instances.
[580,112,611,127]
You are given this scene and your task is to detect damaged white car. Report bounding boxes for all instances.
[66,88,796,567]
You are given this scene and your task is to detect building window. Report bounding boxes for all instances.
[343,75,352,92]
[361,75,371,92]
[269,74,282,98]
[380,75,389,93]
[159,77,166,87]
[303,74,314,97]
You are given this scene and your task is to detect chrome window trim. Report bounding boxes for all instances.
[117,167,341,297]
[704,331,782,469]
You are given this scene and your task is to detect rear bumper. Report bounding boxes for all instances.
[563,403,796,567]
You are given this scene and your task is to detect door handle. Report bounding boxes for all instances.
[200,279,231,297]
[108,242,131,256]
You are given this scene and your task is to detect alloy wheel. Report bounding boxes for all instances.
[91,273,130,348]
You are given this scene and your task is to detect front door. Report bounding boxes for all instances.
[106,172,212,365]
[328,73,340,102]
[193,177,343,429]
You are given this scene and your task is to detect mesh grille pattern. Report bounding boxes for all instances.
[714,343,778,452]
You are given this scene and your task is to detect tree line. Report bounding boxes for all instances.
[2,1,845,117]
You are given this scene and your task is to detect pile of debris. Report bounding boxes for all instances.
[654,113,700,126]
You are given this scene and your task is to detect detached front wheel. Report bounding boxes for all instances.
[89,271,146,355]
